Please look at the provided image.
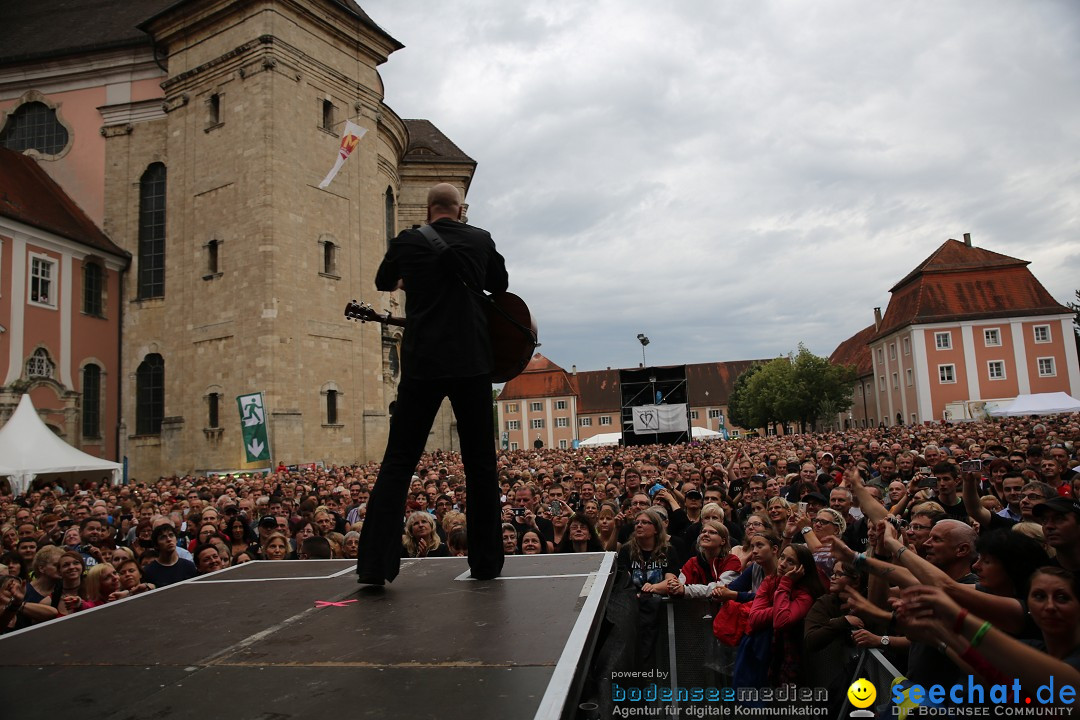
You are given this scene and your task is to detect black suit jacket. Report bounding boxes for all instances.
[375,218,508,379]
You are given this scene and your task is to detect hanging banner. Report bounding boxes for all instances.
[632,404,689,434]
[318,119,367,189]
[237,392,272,463]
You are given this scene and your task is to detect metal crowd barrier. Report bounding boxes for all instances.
[837,649,905,720]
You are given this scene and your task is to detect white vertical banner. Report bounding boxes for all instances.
[632,404,689,433]
[318,120,367,189]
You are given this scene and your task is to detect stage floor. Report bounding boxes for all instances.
[0,553,616,720]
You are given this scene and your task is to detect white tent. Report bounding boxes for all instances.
[691,426,722,439]
[987,392,1080,417]
[578,432,622,447]
[0,394,122,495]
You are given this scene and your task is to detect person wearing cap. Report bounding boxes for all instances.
[682,486,704,527]
[256,514,278,541]
[1034,498,1080,572]
[801,492,828,517]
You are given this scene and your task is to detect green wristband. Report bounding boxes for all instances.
[969,621,992,648]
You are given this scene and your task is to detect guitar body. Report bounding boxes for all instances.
[344,291,538,383]
[486,292,538,383]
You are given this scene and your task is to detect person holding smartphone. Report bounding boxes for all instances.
[887,465,932,517]
[548,500,572,548]
[501,486,554,545]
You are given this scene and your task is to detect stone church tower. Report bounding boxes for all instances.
[0,0,475,478]
[117,0,475,476]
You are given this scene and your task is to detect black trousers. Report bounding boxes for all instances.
[357,374,503,582]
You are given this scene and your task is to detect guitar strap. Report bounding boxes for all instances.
[417,224,537,344]
[418,224,451,257]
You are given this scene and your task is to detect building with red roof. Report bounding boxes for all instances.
[0,147,128,458]
[829,324,876,428]
[831,234,1078,426]
[497,353,766,449]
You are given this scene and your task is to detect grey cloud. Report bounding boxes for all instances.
[360,0,1080,371]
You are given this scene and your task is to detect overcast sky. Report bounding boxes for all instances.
[359,0,1080,374]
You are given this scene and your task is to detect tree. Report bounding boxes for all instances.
[790,344,858,431]
[728,356,796,430]
[1066,290,1080,365]
[727,362,764,430]
[1068,289,1080,337]
[728,346,857,432]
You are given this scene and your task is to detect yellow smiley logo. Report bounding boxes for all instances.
[847,678,876,709]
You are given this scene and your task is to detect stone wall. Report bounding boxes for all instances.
[108,0,473,478]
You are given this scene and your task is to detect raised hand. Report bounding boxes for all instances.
[840,585,878,618]
[897,584,962,625]
[830,537,856,565]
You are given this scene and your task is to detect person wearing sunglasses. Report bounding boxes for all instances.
[802,508,846,578]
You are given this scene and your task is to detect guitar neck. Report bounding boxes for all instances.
[345,292,537,382]
[379,315,406,328]
[343,301,406,328]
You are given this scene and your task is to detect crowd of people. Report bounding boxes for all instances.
[2,415,1079,710]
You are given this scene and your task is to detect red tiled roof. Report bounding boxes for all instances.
[574,369,621,413]
[830,324,876,378]
[502,358,768,412]
[0,147,127,258]
[685,360,765,406]
[0,0,399,66]
[872,239,1069,341]
[498,353,576,401]
[402,119,475,165]
[890,239,1026,292]
[0,0,174,65]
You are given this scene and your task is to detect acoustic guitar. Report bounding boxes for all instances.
[344,292,538,383]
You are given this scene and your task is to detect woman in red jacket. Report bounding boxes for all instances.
[670,520,743,597]
[669,519,745,683]
[747,543,826,686]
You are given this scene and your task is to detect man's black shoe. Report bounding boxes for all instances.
[469,569,500,581]
[356,573,385,586]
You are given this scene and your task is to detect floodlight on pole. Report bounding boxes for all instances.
[637,333,650,367]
